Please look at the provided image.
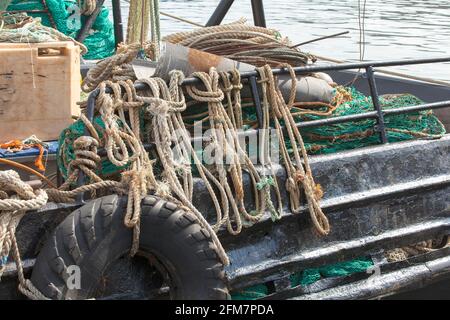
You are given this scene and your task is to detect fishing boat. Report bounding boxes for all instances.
[0,0,449,300]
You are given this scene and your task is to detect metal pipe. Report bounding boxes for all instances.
[383,100,450,116]
[314,54,450,88]
[182,57,450,86]
[86,57,450,117]
[76,0,106,43]
[290,31,350,48]
[297,111,379,128]
[111,0,124,47]
[94,57,450,89]
[366,66,388,143]
[206,0,235,26]
[93,100,450,157]
[84,57,450,176]
[295,100,450,129]
[77,89,101,200]
[251,0,267,27]
[249,76,264,127]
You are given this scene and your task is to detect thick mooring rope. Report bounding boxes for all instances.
[0,169,120,300]
[0,170,49,299]
[163,20,315,67]
[257,64,330,235]
[81,42,155,93]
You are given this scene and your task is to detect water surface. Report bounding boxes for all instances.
[110,0,450,81]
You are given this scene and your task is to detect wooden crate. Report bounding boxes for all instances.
[0,41,81,142]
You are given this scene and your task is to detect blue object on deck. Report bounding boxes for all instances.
[0,141,59,158]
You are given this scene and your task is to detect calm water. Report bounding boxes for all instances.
[109,0,450,81]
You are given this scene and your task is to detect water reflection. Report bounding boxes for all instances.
[109,0,450,81]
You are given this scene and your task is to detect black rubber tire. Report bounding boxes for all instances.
[30,194,229,300]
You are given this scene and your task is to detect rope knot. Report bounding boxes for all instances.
[314,183,324,200]
[285,177,297,193]
[221,84,233,93]
[68,136,102,183]
[148,99,170,116]
[73,136,99,150]
[256,176,275,191]
[295,171,305,183]
[233,83,243,90]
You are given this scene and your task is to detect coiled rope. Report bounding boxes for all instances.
[163,19,315,67]
[0,170,50,299]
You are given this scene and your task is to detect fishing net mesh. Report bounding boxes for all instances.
[297,88,445,154]
[232,257,374,300]
[7,0,115,59]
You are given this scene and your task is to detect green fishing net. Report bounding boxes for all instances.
[7,0,115,59]
[57,116,126,181]
[231,256,373,299]
[293,88,445,154]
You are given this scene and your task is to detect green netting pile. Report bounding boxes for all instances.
[57,117,126,181]
[7,0,115,59]
[292,88,445,154]
[231,256,373,299]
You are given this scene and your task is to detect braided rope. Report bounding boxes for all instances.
[0,170,49,299]
[136,71,230,264]
[257,64,330,236]
[81,42,155,92]
[79,0,96,16]
[163,20,313,68]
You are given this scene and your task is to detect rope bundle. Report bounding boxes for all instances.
[163,19,315,67]
[80,66,331,266]
[0,170,49,299]
[185,69,281,231]
[78,65,333,266]
[93,79,162,256]
[0,12,87,54]
[257,64,330,235]
[81,42,155,93]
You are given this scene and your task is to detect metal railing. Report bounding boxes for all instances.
[86,56,450,143]
[80,57,450,201]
